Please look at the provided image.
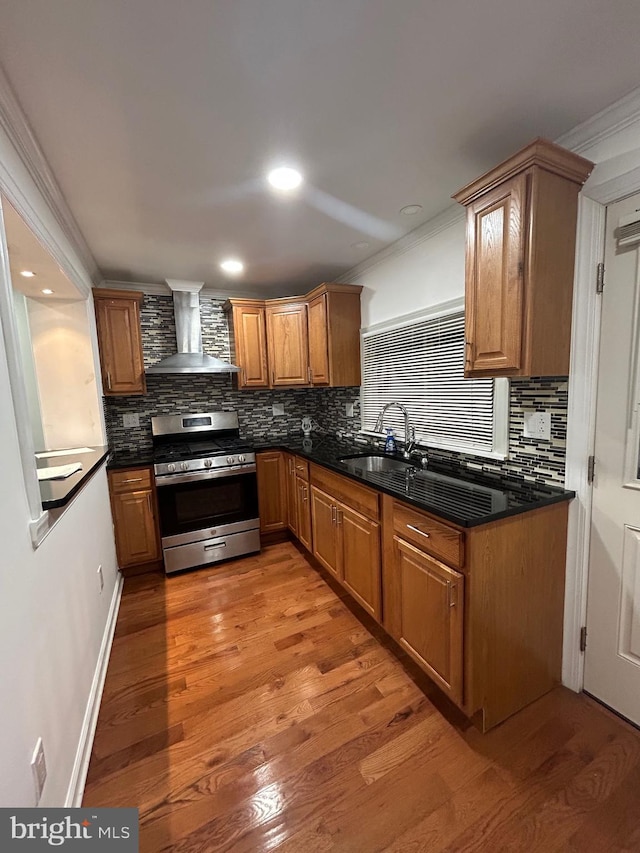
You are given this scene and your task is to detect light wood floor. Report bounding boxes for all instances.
[84,541,640,852]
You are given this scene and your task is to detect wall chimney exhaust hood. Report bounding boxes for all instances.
[146,280,240,375]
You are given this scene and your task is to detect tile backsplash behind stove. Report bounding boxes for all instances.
[104,294,568,486]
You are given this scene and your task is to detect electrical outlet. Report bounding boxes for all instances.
[272,403,285,416]
[122,413,140,429]
[31,738,47,805]
[523,411,551,440]
[345,402,355,417]
[97,564,104,593]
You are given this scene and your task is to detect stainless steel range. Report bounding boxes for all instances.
[152,411,260,574]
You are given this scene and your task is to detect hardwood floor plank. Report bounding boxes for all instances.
[82,542,640,852]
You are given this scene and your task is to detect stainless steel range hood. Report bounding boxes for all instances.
[146,280,240,375]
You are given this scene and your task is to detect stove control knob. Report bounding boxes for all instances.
[168,463,176,473]
[204,458,213,468]
[227,455,234,464]
[238,454,246,463]
[180,462,189,471]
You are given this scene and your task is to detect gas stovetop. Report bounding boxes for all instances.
[151,411,256,478]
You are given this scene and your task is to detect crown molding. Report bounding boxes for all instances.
[100,279,271,300]
[338,204,465,282]
[0,64,100,286]
[556,85,640,155]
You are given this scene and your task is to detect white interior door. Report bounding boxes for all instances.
[584,192,640,725]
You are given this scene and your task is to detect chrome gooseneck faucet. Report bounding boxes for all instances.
[374,402,416,459]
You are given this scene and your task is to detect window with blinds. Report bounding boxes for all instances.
[361,308,508,457]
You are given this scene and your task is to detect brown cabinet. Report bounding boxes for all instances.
[227,300,269,389]
[108,467,161,569]
[93,288,146,395]
[310,467,381,620]
[453,138,593,378]
[391,536,464,705]
[256,451,287,533]
[285,453,298,536]
[296,476,312,551]
[283,453,312,551]
[225,283,362,389]
[266,301,309,386]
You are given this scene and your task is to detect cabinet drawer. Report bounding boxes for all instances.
[109,467,153,494]
[392,500,464,569]
[293,456,310,481]
[310,464,379,521]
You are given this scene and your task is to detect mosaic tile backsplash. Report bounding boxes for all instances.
[104,294,568,486]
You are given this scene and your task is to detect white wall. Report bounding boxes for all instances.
[27,297,102,450]
[351,207,466,328]
[0,119,118,806]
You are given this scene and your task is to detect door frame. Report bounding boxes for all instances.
[561,91,640,690]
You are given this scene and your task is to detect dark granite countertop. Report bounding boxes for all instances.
[253,434,575,528]
[38,446,111,510]
[106,449,155,471]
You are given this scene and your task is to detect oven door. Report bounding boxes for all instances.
[156,467,259,546]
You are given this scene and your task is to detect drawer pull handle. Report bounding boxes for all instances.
[296,465,305,471]
[407,524,430,539]
[331,504,337,524]
[120,477,143,484]
[448,581,457,608]
[205,541,227,551]
[106,370,112,391]
[336,509,343,525]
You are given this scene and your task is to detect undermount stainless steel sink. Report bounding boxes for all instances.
[338,453,417,473]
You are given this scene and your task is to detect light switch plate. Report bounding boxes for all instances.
[345,402,355,418]
[272,403,285,416]
[524,411,551,440]
[122,413,140,428]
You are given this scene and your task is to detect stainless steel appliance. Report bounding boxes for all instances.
[152,411,259,574]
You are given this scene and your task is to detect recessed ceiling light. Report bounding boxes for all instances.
[20,270,36,278]
[351,241,370,249]
[400,204,423,216]
[267,166,303,192]
[220,258,244,275]
[41,288,54,295]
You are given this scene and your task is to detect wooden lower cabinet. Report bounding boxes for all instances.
[310,486,340,577]
[285,454,298,536]
[256,451,287,533]
[108,468,161,570]
[310,484,381,620]
[296,476,312,551]
[392,536,464,705]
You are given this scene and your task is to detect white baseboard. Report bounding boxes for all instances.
[65,572,124,807]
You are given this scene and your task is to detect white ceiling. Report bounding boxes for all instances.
[0,0,639,294]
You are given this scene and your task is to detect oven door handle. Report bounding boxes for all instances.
[155,463,257,487]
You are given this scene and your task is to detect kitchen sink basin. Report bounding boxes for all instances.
[338,453,417,473]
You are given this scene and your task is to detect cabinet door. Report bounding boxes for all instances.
[464,173,526,376]
[285,454,299,536]
[296,477,313,552]
[94,294,146,395]
[310,486,340,578]
[266,302,309,386]
[111,489,160,567]
[394,536,464,705]
[256,452,287,533]
[234,304,269,388]
[339,503,381,621]
[307,293,330,385]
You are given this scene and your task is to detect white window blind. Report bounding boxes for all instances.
[362,310,506,457]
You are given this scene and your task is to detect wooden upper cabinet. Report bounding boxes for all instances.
[225,300,269,389]
[453,138,594,378]
[307,292,330,385]
[306,284,363,387]
[93,289,146,395]
[225,283,362,389]
[266,301,309,386]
